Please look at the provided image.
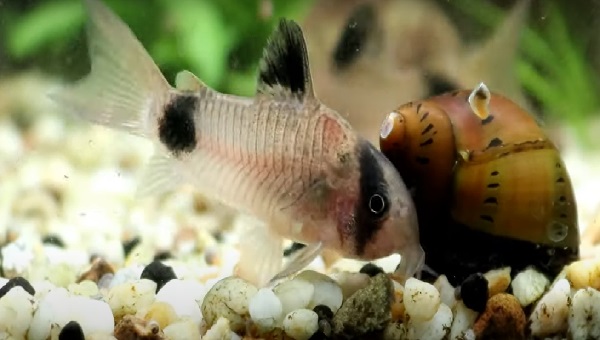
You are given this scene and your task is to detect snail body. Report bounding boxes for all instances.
[380,83,579,284]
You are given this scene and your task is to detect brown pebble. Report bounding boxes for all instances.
[390,288,405,322]
[77,257,115,283]
[473,293,526,340]
[114,315,165,340]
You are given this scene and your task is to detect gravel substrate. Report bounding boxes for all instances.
[1,73,600,339]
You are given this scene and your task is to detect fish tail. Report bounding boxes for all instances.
[49,0,171,138]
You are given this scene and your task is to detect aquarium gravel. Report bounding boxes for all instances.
[2,73,600,339]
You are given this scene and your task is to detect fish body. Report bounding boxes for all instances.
[51,0,424,286]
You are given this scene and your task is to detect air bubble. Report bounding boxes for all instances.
[547,221,569,243]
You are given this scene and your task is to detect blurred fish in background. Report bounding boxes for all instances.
[301,0,533,144]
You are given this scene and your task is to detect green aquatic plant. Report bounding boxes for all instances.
[0,0,314,97]
[450,0,600,145]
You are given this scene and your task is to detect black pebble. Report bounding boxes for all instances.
[359,263,384,277]
[0,276,35,299]
[283,242,306,257]
[140,260,177,293]
[459,273,489,313]
[311,305,334,339]
[122,236,141,257]
[42,234,65,248]
[59,320,85,340]
[154,250,173,261]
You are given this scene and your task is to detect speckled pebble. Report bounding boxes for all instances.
[141,260,177,293]
[0,286,35,338]
[511,267,550,307]
[406,302,453,340]
[249,287,283,332]
[403,277,440,321]
[483,267,511,297]
[332,273,393,337]
[201,276,258,333]
[273,277,314,316]
[568,287,600,339]
[530,278,571,337]
[474,293,526,340]
[283,309,318,340]
[114,315,164,340]
[566,257,600,289]
[458,273,488,313]
[155,278,204,326]
[108,279,157,321]
[296,270,343,313]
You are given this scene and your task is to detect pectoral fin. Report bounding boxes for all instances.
[235,218,285,288]
[136,152,185,198]
[268,242,324,286]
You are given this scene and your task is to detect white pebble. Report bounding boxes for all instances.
[511,267,550,306]
[107,279,156,319]
[274,278,314,316]
[1,239,35,277]
[296,270,343,313]
[434,275,456,309]
[530,278,571,336]
[155,279,204,326]
[203,317,235,340]
[283,309,319,340]
[568,287,600,339]
[29,288,113,340]
[0,286,35,338]
[449,301,478,340]
[108,265,144,289]
[163,317,202,339]
[407,303,453,340]
[249,288,283,331]
[404,278,441,321]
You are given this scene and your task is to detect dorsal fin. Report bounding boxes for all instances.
[257,18,315,103]
[175,70,207,92]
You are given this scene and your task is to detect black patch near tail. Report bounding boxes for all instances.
[159,94,198,156]
[257,19,314,101]
[332,3,377,70]
[353,140,390,255]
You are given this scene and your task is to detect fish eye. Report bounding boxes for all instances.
[368,193,388,216]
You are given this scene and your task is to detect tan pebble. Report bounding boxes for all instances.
[566,258,600,290]
[390,281,405,322]
[142,302,178,330]
[114,315,164,340]
[77,257,115,283]
[483,267,511,297]
[472,293,526,340]
[163,317,202,339]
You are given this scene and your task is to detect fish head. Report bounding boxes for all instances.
[340,139,425,278]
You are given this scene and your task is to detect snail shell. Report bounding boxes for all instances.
[380,83,579,281]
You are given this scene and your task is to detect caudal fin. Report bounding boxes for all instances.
[49,0,171,137]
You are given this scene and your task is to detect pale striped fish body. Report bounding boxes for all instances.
[50,0,425,286]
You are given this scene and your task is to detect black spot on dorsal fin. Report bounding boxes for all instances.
[257,18,314,102]
[332,3,378,71]
[159,94,198,156]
